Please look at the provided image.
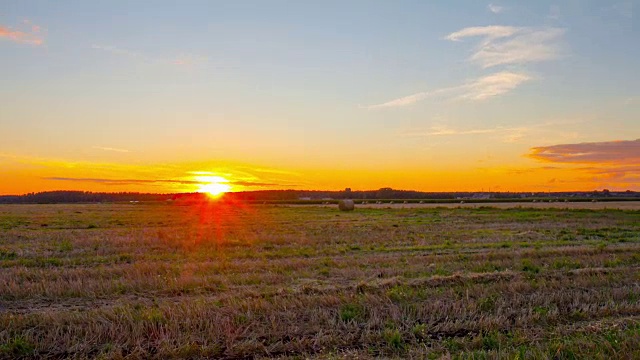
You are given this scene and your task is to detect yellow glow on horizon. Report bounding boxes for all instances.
[0,154,634,195]
[195,175,232,197]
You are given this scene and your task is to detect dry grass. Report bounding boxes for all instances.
[317,201,640,210]
[0,202,639,359]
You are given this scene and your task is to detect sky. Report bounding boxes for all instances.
[1,0,638,194]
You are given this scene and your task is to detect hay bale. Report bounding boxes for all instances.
[338,199,355,211]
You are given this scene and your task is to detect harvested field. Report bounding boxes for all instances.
[316,201,640,210]
[0,203,639,359]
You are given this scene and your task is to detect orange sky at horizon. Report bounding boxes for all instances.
[1,139,637,195]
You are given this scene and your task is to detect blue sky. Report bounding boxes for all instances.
[0,1,638,193]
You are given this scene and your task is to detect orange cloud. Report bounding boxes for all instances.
[527,139,640,189]
[0,23,44,45]
[528,139,640,164]
[577,166,640,184]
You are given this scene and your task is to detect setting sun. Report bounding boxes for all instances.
[196,176,231,197]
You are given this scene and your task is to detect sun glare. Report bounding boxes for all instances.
[196,176,232,197]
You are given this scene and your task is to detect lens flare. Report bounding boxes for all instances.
[196,176,231,197]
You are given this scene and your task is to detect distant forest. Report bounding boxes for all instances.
[0,188,637,204]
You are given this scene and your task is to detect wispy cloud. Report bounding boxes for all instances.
[44,177,288,188]
[2,152,303,192]
[446,26,564,68]
[461,71,531,100]
[579,166,640,180]
[528,139,640,164]
[400,118,584,144]
[231,180,289,187]
[44,177,199,186]
[92,146,130,153]
[366,21,562,110]
[446,25,519,42]
[505,166,559,175]
[488,4,504,14]
[558,166,640,187]
[251,167,302,177]
[401,124,535,144]
[0,21,44,45]
[501,160,638,188]
[367,71,531,109]
[402,125,521,137]
[365,89,450,109]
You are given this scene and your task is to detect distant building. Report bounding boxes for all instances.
[471,193,491,200]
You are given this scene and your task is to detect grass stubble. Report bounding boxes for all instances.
[0,203,638,359]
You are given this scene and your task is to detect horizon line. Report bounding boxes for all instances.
[1,188,635,197]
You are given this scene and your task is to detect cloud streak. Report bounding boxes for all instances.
[44,177,199,186]
[92,146,130,153]
[365,22,562,110]
[446,25,564,68]
[0,22,44,45]
[527,139,640,187]
[43,177,286,188]
[528,139,640,164]
[461,71,531,100]
[402,125,522,137]
[400,118,585,144]
[446,25,519,42]
[579,166,640,181]
[365,89,449,109]
[367,71,531,109]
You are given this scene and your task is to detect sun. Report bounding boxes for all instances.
[196,176,232,197]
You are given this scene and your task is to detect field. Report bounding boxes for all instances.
[1,202,639,359]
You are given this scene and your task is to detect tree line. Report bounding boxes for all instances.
[0,189,636,204]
